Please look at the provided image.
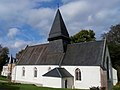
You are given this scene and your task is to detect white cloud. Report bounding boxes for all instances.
[25,8,54,33]
[24,8,56,38]
[7,28,20,38]
[14,41,26,48]
[0,0,120,55]
[59,0,120,37]
[1,0,120,37]
[61,1,89,19]
[11,40,31,49]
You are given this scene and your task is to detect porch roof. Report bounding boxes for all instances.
[43,67,73,78]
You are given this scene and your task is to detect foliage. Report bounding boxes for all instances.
[0,45,9,74]
[0,82,19,90]
[0,76,8,81]
[89,87,105,90]
[102,24,120,44]
[101,24,120,81]
[90,87,99,90]
[108,44,120,65]
[112,85,120,90]
[70,30,96,43]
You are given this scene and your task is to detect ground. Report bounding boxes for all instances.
[0,76,119,90]
[0,76,80,90]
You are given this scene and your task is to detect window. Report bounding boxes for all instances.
[75,68,81,80]
[22,67,25,76]
[34,67,37,77]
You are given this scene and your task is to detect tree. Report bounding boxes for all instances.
[102,24,120,44]
[102,24,120,81]
[70,30,96,43]
[0,46,9,75]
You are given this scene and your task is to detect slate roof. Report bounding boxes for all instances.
[17,40,105,66]
[43,68,73,78]
[62,40,105,66]
[48,9,69,41]
[17,43,65,65]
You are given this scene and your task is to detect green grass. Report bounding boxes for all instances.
[0,76,83,90]
[0,82,80,90]
[112,85,120,90]
[0,76,9,81]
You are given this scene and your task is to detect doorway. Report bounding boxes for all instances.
[65,79,67,88]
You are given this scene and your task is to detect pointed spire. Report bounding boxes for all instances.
[48,9,70,41]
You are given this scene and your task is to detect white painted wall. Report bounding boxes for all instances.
[12,65,58,85]
[62,77,74,88]
[100,68,107,88]
[112,68,118,85]
[43,77,61,88]
[12,65,116,89]
[1,66,8,76]
[62,66,101,89]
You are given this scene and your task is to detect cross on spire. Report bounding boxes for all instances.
[57,2,59,8]
[48,9,70,41]
[57,0,60,9]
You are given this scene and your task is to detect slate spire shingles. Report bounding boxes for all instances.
[48,9,70,41]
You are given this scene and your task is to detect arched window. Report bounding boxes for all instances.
[22,67,25,76]
[34,67,37,77]
[75,68,81,80]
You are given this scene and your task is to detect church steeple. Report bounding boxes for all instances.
[48,9,70,42]
[48,9,70,53]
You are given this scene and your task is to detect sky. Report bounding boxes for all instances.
[0,0,120,56]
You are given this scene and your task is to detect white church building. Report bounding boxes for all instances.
[11,9,117,90]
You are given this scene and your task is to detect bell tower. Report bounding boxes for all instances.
[48,9,70,53]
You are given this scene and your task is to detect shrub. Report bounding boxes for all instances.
[112,85,120,90]
[100,87,106,90]
[90,87,99,90]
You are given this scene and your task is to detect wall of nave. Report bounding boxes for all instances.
[12,65,58,85]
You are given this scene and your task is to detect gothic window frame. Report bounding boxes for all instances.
[75,68,81,81]
[22,67,25,77]
[34,67,37,78]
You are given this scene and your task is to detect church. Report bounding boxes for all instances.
[11,9,117,90]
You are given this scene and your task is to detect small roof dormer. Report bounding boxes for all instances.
[48,9,70,42]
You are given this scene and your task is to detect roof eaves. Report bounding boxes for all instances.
[101,40,106,67]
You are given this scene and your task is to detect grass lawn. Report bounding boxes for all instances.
[0,76,9,81]
[0,82,80,90]
[1,76,120,90]
[113,85,120,90]
[0,76,80,90]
